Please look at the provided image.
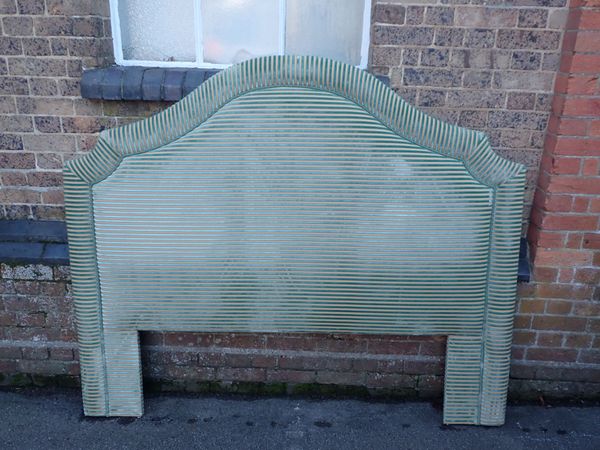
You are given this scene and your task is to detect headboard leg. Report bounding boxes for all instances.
[78,341,109,416]
[443,335,484,425]
[103,329,144,417]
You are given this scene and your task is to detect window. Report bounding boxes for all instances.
[109,0,371,69]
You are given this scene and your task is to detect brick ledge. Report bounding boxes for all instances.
[0,220,530,281]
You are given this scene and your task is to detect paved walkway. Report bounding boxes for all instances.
[0,389,599,449]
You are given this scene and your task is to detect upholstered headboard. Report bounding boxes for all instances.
[64,56,525,425]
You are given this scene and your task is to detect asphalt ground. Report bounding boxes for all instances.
[0,388,599,449]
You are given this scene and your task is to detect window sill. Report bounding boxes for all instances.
[81,66,390,102]
[80,66,220,101]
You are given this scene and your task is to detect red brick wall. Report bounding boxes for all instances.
[518,0,600,390]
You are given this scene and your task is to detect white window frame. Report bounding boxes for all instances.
[109,0,371,69]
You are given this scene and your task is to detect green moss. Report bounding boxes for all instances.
[31,375,51,387]
[55,375,80,388]
[144,378,288,396]
[367,387,419,400]
[184,381,222,394]
[9,373,31,386]
[291,383,370,398]
[143,379,169,393]
[260,382,287,396]
[0,373,80,389]
[159,380,187,393]
[142,378,425,399]
[228,382,286,396]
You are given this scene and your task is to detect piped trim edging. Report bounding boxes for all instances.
[66,55,525,188]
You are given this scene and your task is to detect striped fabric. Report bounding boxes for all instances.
[64,56,525,425]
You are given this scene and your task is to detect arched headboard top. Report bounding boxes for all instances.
[66,55,524,188]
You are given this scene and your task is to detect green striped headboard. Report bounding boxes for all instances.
[64,56,525,425]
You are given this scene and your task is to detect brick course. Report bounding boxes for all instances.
[0,0,599,400]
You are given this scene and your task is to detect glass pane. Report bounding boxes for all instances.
[285,0,365,66]
[201,0,279,64]
[119,0,196,62]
